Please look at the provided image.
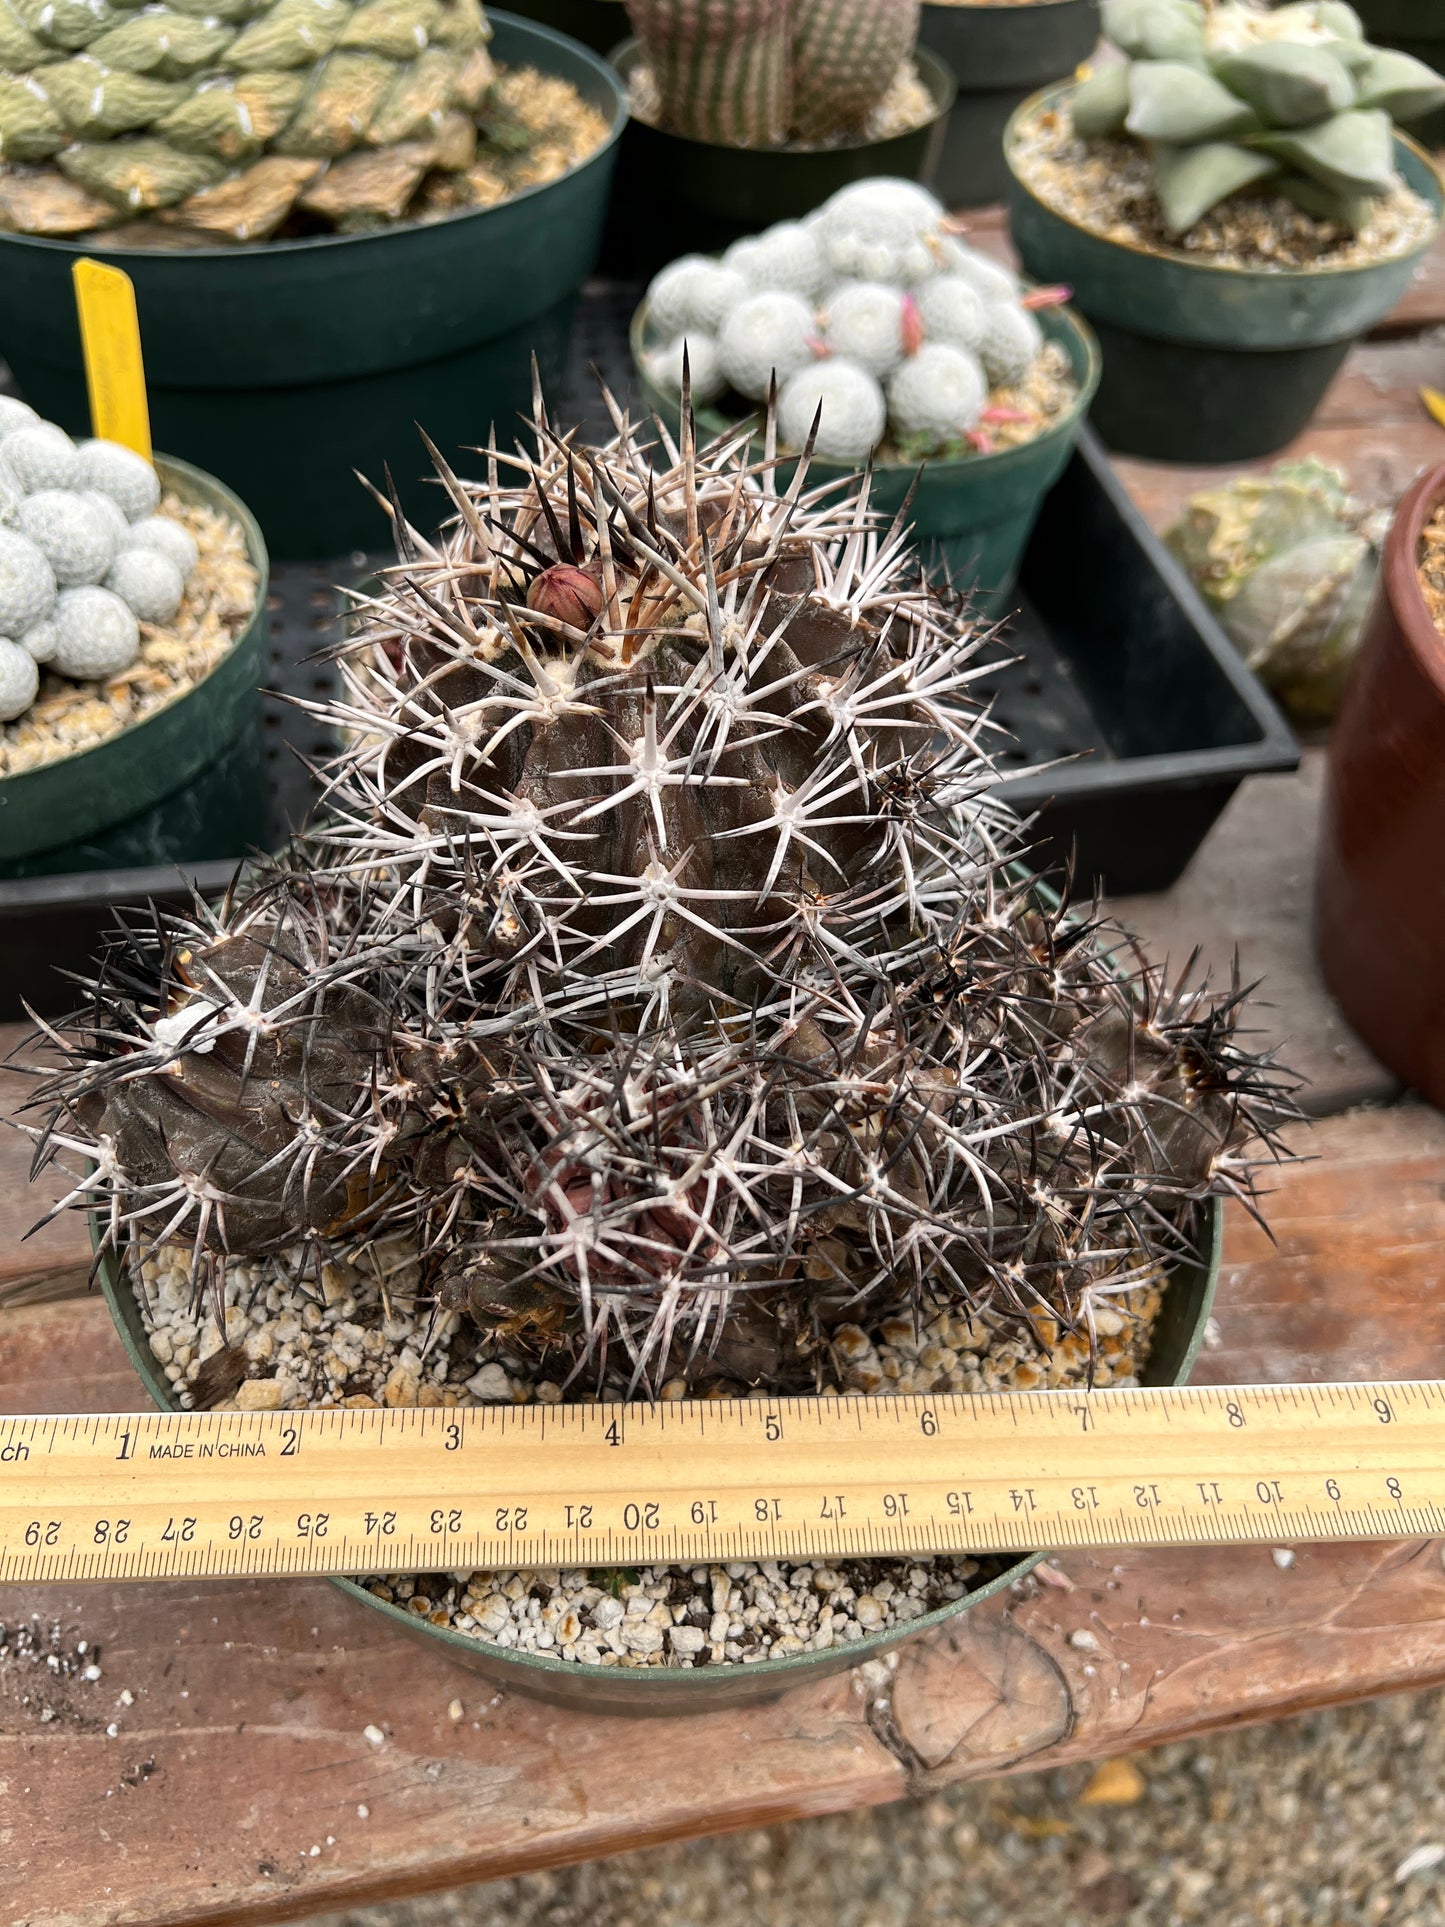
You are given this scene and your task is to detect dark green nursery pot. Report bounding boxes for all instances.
[96,1203,1219,1715]
[0,455,269,877]
[633,295,1100,615]
[603,39,954,272]
[1005,86,1445,462]
[919,0,1100,207]
[0,14,625,562]
[500,0,626,50]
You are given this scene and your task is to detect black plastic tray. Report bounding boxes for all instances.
[0,284,1297,1018]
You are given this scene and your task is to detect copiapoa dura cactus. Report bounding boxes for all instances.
[28,390,1293,1397]
[0,0,608,240]
[624,0,922,147]
[1073,0,1445,236]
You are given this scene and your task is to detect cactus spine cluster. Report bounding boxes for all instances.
[624,0,921,147]
[29,389,1291,1398]
[1074,0,1445,236]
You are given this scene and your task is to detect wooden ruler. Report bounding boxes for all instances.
[2,1382,1443,1583]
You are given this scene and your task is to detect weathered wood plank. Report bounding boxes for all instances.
[1107,750,1401,1118]
[3,1103,1444,1927]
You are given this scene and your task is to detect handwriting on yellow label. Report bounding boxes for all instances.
[72,258,152,462]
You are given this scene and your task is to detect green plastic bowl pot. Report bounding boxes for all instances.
[601,40,955,274]
[1004,86,1445,463]
[0,14,625,562]
[0,455,269,876]
[631,293,1101,616]
[919,0,1100,207]
[96,1202,1219,1715]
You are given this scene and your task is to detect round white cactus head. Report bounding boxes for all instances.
[81,489,133,545]
[0,396,39,441]
[17,491,117,588]
[0,635,38,721]
[819,282,910,378]
[51,585,140,681]
[74,440,161,522]
[816,178,947,287]
[931,236,1021,304]
[5,423,77,494]
[777,359,887,465]
[124,514,200,581]
[978,302,1044,388]
[644,333,726,408]
[718,290,818,403]
[20,618,57,664]
[736,221,828,300]
[647,255,747,338]
[914,275,989,355]
[0,528,57,633]
[108,546,185,624]
[888,343,989,450]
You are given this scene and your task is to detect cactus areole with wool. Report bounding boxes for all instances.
[30,395,1291,1398]
[1071,0,1445,238]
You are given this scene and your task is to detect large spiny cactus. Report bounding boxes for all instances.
[624,0,921,148]
[1072,0,1445,237]
[26,387,1293,1397]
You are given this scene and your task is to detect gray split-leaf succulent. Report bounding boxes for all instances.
[1072,0,1445,238]
[26,387,1295,1399]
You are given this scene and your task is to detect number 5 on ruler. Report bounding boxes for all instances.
[72,258,152,462]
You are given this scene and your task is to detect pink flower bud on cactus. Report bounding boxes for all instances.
[527,564,604,631]
[1021,285,1072,310]
[900,292,925,359]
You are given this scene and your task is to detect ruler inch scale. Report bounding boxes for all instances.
[1,1381,1443,1586]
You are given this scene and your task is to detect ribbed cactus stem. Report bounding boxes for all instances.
[624,0,793,146]
[791,0,921,142]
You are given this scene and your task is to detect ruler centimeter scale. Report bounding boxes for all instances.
[2,1381,1443,1585]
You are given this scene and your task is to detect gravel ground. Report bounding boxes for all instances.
[304,1687,1445,1926]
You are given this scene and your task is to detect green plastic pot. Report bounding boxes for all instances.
[0,14,625,562]
[919,0,1100,207]
[601,39,955,274]
[632,294,1101,615]
[96,1201,1219,1714]
[1005,86,1445,462]
[501,0,627,51]
[1351,0,1445,148]
[0,454,269,877]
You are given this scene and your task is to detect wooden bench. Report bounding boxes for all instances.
[4,217,1445,1926]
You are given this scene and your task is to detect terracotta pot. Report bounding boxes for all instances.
[1316,462,1445,1108]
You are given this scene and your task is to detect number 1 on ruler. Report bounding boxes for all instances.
[72,258,152,462]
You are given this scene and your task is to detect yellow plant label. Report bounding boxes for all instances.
[72,258,152,462]
[1422,386,1445,431]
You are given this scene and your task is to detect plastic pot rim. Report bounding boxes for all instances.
[1004,82,1444,287]
[0,9,627,270]
[608,36,959,155]
[0,452,269,854]
[92,1198,1219,1711]
[628,292,1102,496]
[1383,461,1445,704]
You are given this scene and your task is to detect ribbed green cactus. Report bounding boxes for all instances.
[624,0,920,148]
[1072,0,1445,237]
